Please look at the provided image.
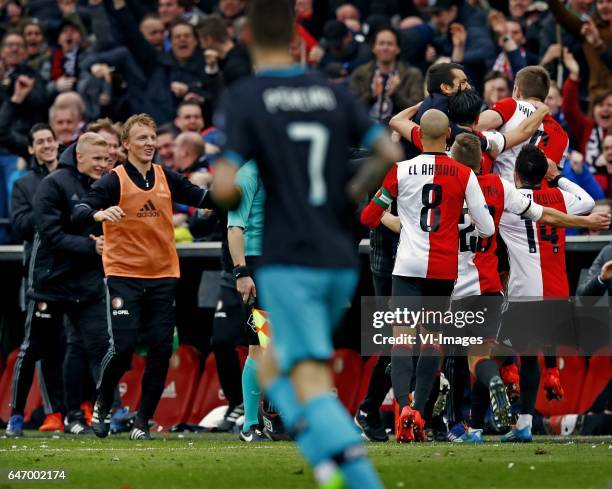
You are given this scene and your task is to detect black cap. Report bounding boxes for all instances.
[430,0,455,13]
[322,20,349,49]
[58,18,85,38]
[322,62,348,80]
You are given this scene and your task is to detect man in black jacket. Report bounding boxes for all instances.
[198,15,252,87]
[10,123,64,432]
[11,124,59,266]
[578,245,612,297]
[110,0,210,124]
[6,133,110,437]
[399,62,469,160]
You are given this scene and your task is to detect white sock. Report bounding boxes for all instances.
[314,461,339,485]
[516,414,532,430]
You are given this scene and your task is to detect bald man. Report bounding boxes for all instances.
[174,132,206,174]
[360,109,494,443]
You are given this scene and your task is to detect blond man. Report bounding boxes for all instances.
[73,114,215,440]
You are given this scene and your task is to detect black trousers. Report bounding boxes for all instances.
[98,276,177,422]
[11,298,108,416]
[359,273,393,416]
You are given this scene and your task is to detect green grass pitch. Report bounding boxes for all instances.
[1,433,610,489]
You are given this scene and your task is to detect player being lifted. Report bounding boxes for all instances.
[390,89,550,175]
[361,110,495,442]
[476,65,570,398]
[448,134,610,443]
[476,65,569,180]
[212,0,403,486]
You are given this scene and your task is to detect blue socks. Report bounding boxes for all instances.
[265,375,300,429]
[266,380,383,489]
[298,394,383,489]
[241,356,261,431]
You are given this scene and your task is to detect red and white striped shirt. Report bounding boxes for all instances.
[453,174,543,298]
[500,178,594,298]
[490,98,569,182]
[361,153,495,280]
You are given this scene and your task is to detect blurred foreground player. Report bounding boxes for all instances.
[212,1,403,486]
[73,114,216,441]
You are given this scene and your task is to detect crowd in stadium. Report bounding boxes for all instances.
[0,0,610,457]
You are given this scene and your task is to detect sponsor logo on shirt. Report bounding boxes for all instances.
[137,200,160,218]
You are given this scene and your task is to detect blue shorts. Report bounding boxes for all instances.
[257,266,358,374]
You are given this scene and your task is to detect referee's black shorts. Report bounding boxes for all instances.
[211,256,262,349]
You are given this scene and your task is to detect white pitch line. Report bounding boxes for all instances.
[0,445,285,453]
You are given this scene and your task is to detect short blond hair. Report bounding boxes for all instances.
[76,132,108,153]
[121,113,157,142]
[451,133,482,172]
[87,118,122,139]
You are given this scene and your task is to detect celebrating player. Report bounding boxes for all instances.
[361,109,495,442]
[476,66,569,181]
[498,145,610,442]
[390,90,550,175]
[73,114,217,441]
[448,134,611,443]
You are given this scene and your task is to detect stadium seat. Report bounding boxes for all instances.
[188,352,228,425]
[535,348,585,417]
[0,349,42,423]
[354,355,379,413]
[577,349,612,414]
[152,345,201,430]
[117,354,146,412]
[236,346,248,368]
[331,349,363,414]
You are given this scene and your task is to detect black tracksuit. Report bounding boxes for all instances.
[10,145,109,418]
[10,163,66,416]
[72,162,213,423]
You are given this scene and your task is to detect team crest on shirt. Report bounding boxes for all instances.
[111,297,129,316]
[35,302,51,319]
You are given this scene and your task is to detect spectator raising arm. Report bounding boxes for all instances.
[112,0,158,75]
[0,76,35,159]
[562,151,606,200]
[88,0,119,52]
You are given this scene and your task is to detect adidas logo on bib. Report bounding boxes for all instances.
[137,200,160,218]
